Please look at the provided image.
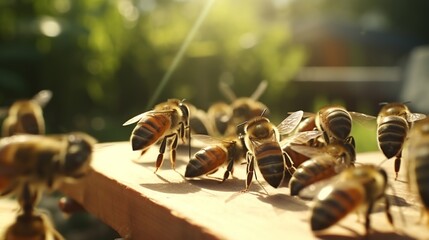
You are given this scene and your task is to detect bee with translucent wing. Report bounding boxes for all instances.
[240,110,303,191]
[185,134,245,181]
[287,136,356,196]
[310,164,393,237]
[4,210,64,240]
[219,80,270,137]
[0,133,96,202]
[313,105,376,144]
[377,102,426,179]
[3,182,64,240]
[0,132,95,240]
[0,90,52,137]
[123,99,190,172]
[407,117,429,226]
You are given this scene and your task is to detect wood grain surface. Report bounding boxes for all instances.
[2,142,428,239]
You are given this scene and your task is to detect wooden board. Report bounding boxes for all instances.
[57,142,428,240]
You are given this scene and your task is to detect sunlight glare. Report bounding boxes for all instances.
[39,17,62,37]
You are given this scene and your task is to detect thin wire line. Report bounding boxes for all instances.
[146,0,216,110]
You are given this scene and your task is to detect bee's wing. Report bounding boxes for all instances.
[277,110,304,135]
[408,113,426,122]
[290,111,315,118]
[349,111,376,127]
[191,134,224,146]
[281,130,322,147]
[287,144,326,158]
[298,173,342,200]
[32,90,53,108]
[122,112,148,126]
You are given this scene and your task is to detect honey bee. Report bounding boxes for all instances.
[206,102,233,136]
[3,182,64,240]
[240,110,303,190]
[185,135,245,181]
[310,164,393,236]
[281,115,325,176]
[188,102,233,137]
[187,103,211,135]
[407,117,429,224]
[4,210,64,240]
[288,136,356,196]
[0,90,52,137]
[123,99,190,172]
[377,102,426,179]
[219,80,269,137]
[314,105,375,144]
[0,133,96,201]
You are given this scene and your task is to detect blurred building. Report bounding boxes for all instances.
[289,18,427,113]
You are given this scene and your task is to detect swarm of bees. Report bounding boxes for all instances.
[0,90,97,240]
[123,80,429,237]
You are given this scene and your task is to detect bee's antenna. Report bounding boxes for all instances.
[250,80,268,101]
[261,108,268,117]
[219,80,237,102]
[379,102,389,106]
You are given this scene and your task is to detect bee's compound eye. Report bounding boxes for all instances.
[64,136,92,176]
[253,124,269,138]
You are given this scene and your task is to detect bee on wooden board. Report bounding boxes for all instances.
[288,136,356,197]
[206,102,233,137]
[219,80,269,137]
[311,164,393,236]
[3,210,64,240]
[3,183,64,240]
[282,115,326,178]
[376,102,426,179]
[187,103,211,136]
[0,133,96,204]
[407,117,429,225]
[123,99,190,172]
[240,110,304,191]
[312,105,375,144]
[185,135,245,181]
[0,90,52,137]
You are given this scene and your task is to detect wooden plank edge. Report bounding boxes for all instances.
[60,169,222,240]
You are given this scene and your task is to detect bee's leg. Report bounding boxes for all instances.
[169,133,179,170]
[322,131,330,144]
[384,196,393,226]
[19,183,39,216]
[39,213,65,240]
[283,151,296,176]
[222,158,235,182]
[364,202,374,236]
[155,136,168,173]
[178,122,186,143]
[242,152,254,192]
[345,136,356,148]
[140,148,149,156]
[394,151,402,180]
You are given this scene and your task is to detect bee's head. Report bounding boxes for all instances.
[62,132,96,178]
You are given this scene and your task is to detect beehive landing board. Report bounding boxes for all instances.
[57,142,427,240]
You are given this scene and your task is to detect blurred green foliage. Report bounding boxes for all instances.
[1,0,428,147]
[0,0,307,142]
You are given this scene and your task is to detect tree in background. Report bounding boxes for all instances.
[0,0,306,141]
